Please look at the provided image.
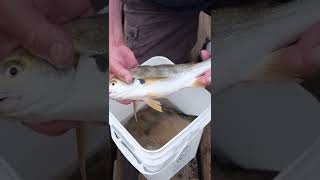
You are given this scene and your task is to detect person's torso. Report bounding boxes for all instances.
[122,0,211,12]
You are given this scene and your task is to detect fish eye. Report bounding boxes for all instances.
[111,80,117,86]
[3,60,25,78]
[6,65,22,78]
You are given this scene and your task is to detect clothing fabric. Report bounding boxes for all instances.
[122,0,202,64]
[90,0,108,11]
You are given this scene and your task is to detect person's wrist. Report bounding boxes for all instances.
[109,32,125,48]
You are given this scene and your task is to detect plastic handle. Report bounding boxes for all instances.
[110,128,147,173]
[173,139,191,162]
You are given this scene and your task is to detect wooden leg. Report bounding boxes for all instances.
[107,129,117,179]
[116,149,140,180]
[172,158,199,180]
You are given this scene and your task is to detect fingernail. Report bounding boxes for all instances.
[49,43,73,68]
[310,46,320,65]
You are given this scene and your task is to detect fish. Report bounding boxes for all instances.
[0,14,108,123]
[212,0,320,94]
[0,14,108,180]
[109,58,211,118]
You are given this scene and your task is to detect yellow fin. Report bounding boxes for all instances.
[133,100,138,122]
[144,98,163,112]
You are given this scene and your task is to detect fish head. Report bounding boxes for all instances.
[109,78,136,100]
[0,49,74,114]
[0,50,35,112]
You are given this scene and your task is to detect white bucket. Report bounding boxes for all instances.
[109,56,211,180]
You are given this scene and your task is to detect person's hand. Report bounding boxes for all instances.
[196,49,212,86]
[0,0,96,136]
[275,22,320,78]
[23,121,81,136]
[109,44,138,105]
[0,0,95,67]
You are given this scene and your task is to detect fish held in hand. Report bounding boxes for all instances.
[0,14,108,123]
[109,59,211,112]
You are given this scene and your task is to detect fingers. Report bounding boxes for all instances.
[124,47,139,67]
[118,100,132,105]
[197,70,211,86]
[200,49,211,60]
[275,22,320,78]
[0,33,18,60]
[0,0,74,68]
[109,60,133,82]
[23,120,80,136]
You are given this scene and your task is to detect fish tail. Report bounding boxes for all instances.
[190,58,211,76]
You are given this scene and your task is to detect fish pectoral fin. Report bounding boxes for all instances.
[133,100,138,122]
[144,98,163,112]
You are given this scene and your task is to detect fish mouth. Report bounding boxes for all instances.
[0,97,7,102]
[0,92,21,102]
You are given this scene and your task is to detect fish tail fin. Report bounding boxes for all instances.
[76,123,88,180]
[196,58,211,69]
[189,58,211,77]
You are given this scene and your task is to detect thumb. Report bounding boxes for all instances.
[200,50,211,60]
[0,0,74,68]
[110,61,133,83]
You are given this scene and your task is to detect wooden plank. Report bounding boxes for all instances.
[190,11,212,63]
[171,158,199,180]
[199,123,212,180]
[107,130,117,179]
[116,149,140,180]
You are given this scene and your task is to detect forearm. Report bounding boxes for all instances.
[109,0,124,47]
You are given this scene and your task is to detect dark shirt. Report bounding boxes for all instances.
[90,0,108,11]
[122,0,211,12]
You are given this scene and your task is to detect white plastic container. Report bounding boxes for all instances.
[109,56,211,180]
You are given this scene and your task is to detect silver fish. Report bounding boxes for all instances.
[0,14,108,123]
[212,0,320,94]
[0,14,108,180]
[109,59,211,114]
